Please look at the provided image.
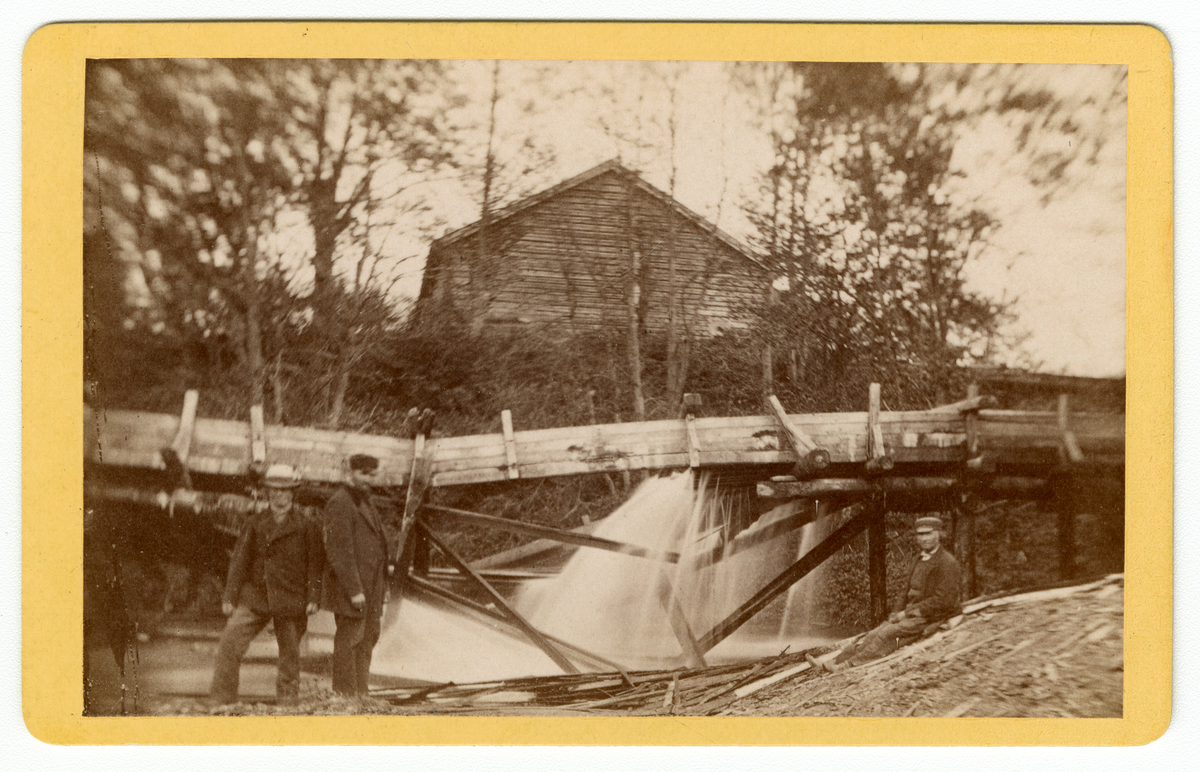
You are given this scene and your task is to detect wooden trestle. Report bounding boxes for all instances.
[84,386,1124,672]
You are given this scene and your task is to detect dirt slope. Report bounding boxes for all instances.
[729,574,1124,718]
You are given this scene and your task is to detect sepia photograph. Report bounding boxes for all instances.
[77,53,1134,723]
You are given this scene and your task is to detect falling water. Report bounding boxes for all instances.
[370,470,839,682]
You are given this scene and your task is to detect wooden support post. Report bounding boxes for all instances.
[410,531,431,579]
[868,501,888,627]
[249,403,267,471]
[1058,394,1086,463]
[955,501,977,601]
[169,390,200,464]
[1053,476,1078,582]
[696,506,874,653]
[425,504,681,563]
[865,383,894,474]
[683,393,703,468]
[964,383,982,469]
[417,520,579,674]
[501,409,520,480]
[766,394,830,476]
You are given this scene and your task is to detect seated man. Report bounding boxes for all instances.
[210,463,323,705]
[810,516,961,673]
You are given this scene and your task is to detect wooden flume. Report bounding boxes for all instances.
[84,382,1124,672]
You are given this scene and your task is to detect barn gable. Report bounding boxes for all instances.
[415,160,768,337]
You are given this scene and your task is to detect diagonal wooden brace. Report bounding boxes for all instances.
[417,520,580,674]
[696,505,873,653]
[766,394,830,476]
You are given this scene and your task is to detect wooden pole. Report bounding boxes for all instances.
[958,504,976,600]
[867,501,888,626]
[1053,476,1077,582]
[696,506,873,653]
[961,384,979,598]
[416,520,580,674]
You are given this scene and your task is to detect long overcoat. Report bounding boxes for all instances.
[321,485,390,619]
[894,546,962,623]
[222,510,323,617]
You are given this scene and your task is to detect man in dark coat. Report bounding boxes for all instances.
[210,464,322,705]
[810,516,962,672]
[322,453,392,697]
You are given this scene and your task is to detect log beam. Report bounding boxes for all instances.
[757,476,958,498]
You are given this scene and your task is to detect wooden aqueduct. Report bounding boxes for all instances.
[84,379,1125,675]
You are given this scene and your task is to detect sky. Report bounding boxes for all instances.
[374,60,1128,377]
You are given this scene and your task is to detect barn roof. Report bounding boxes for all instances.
[429,159,766,272]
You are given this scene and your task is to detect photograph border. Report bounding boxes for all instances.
[22,20,1172,745]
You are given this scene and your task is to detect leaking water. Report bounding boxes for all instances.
[370,470,843,683]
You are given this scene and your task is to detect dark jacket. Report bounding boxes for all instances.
[894,546,962,623]
[223,509,323,617]
[321,485,390,619]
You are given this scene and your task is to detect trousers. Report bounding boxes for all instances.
[834,615,929,667]
[210,604,308,704]
[332,613,381,696]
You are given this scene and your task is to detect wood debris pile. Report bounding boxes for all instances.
[369,574,1123,718]
[370,651,822,716]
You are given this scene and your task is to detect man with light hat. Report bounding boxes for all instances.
[809,515,962,673]
[210,463,323,705]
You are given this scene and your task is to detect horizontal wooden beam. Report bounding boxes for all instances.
[425,504,680,564]
[757,477,958,499]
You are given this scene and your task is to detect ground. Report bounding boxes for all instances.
[102,575,1123,718]
[729,576,1123,718]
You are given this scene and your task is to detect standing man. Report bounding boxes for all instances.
[210,464,322,705]
[810,516,961,673]
[322,453,391,698]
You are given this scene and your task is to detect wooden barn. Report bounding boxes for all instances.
[414,160,769,337]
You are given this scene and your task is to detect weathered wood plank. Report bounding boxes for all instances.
[87,401,1123,489]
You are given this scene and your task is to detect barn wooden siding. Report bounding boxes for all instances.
[416,163,769,337]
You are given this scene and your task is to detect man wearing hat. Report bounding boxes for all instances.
[322,453,391,698]
[210,463,323,705]
[810,515,962,673]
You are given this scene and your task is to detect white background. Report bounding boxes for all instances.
[3,2,1194,769]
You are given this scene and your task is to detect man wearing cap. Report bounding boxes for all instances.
[210,464,323,705]
[810,516,961,673]
[322,453,391,698]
